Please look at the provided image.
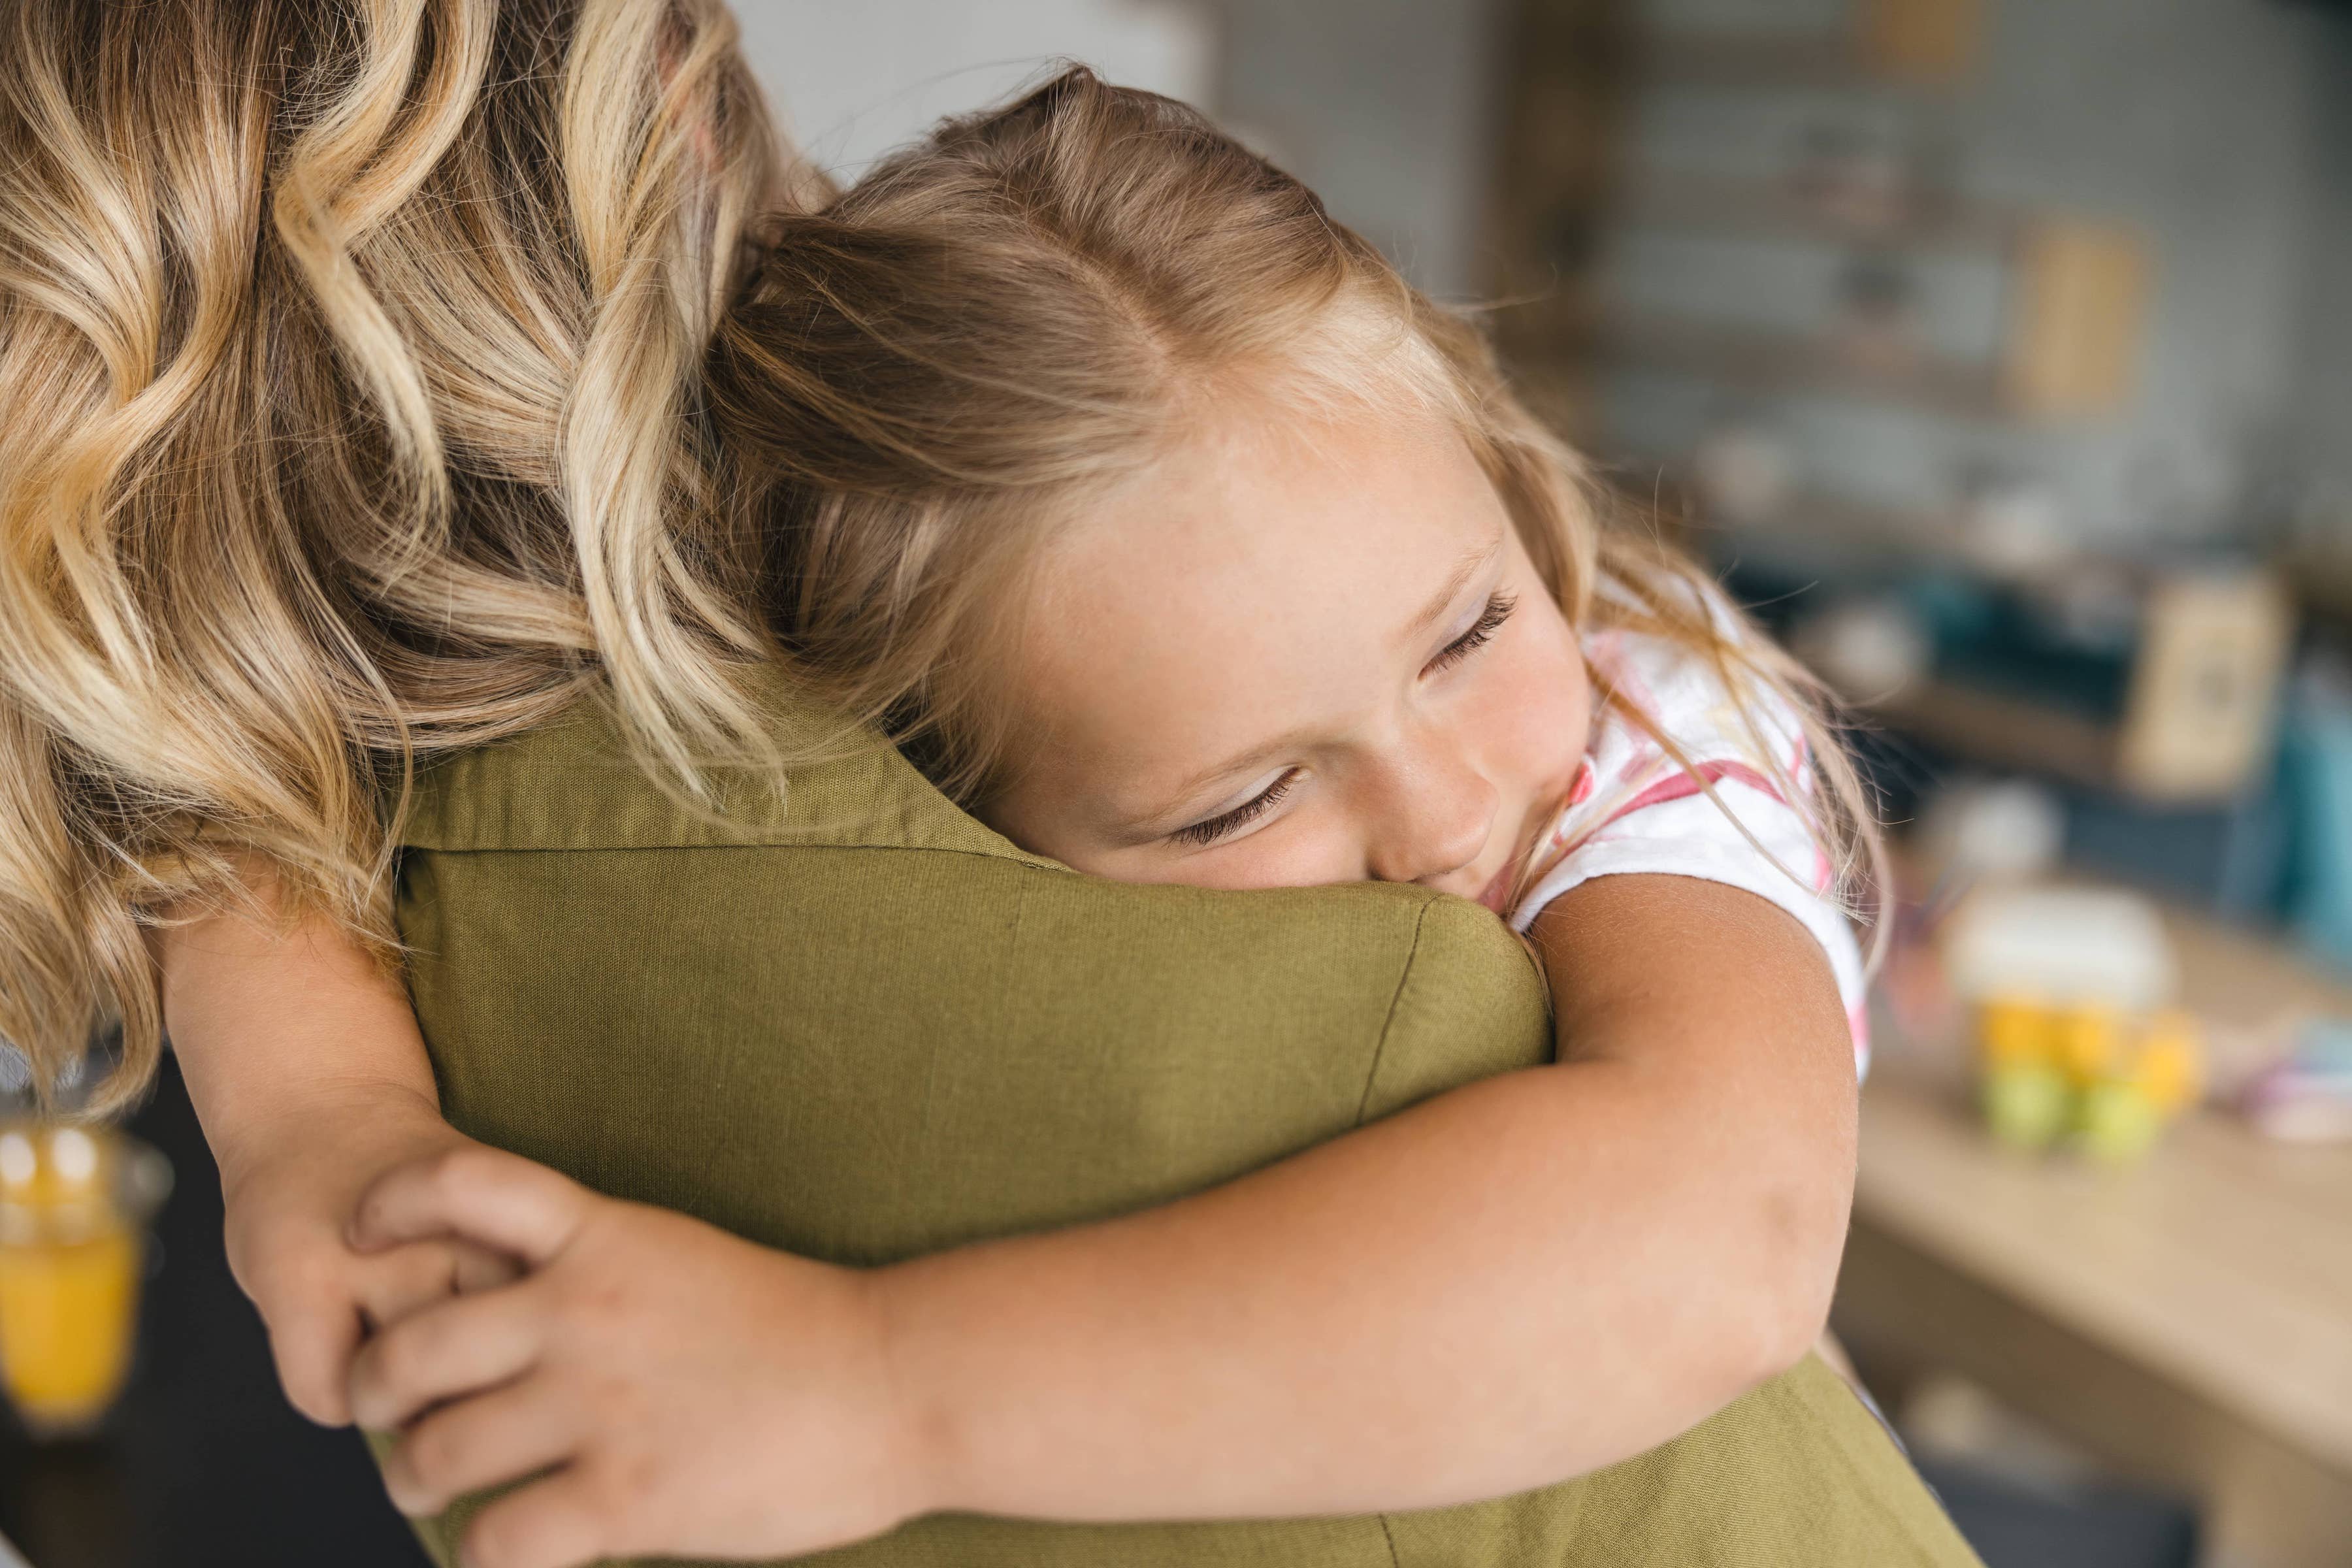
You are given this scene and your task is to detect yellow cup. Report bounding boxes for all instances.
[0,1122,171,1438]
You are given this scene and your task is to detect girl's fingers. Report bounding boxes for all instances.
[348,1146,586,1266]
[461,1463,615,1568]
[380,1377,578,1519]
[348,1281,546,1431]
[354,1239,527,1334]
[451,1235,528,1294]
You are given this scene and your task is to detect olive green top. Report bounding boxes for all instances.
[389,678,1978,1567]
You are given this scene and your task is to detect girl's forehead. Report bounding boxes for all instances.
[1002,404,1514,823]
[1044,400,1499,615]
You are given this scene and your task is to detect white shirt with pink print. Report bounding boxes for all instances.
[1505,615,1872,1078]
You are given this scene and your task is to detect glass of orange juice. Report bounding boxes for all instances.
[0,1121,171,1437]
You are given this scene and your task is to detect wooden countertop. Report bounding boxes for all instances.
[1855,1077,2352,1474]
[1854,893,2352,1477]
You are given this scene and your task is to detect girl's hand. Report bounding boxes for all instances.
[344,1146,930,1568]
[220,1097,521,1424]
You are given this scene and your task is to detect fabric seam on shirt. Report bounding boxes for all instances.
[399,839,1074,874]
[1808,1369,1974,1565]
[1375,1511,1405,1568]
[1357,896,1435,1127]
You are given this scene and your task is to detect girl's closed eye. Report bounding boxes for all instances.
[1168,593,1520,852]
[1173,769,1301,847]
[1426,593,1516,676]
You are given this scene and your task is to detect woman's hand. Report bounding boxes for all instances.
[220,1095,520,1424]
[345,1146,930,1568]
[159,858,519,1425]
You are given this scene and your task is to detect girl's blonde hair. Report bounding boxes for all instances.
[0,0,825,1109]
[709,69,1885,919]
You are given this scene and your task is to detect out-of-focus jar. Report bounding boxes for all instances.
[0,1122,171,1437]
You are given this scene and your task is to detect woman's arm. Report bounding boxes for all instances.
[163,884,513,1424]
[344,873,1857,1566]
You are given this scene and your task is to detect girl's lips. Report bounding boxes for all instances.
[1473,787,1573,917]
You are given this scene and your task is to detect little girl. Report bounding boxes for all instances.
[161,69,1886,1567]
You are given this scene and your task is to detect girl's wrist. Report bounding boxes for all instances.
[862,1257,983,1521]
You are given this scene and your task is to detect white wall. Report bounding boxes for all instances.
[727,0,1506,299]
[1212,0,1509,297]
[2293,20,2352,506]
[730,1,1217,178]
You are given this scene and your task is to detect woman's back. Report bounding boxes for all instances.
[393,681,1978,1568]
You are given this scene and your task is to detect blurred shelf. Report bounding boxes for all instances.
[1643,32,1906,91]
[1643,0,1984,91]
[1861,572,2293,808]
[1571,213,2149,424]
[2285,551,2352,627]
[1622,169,2023,255]
[1708,489,1960,568]
[1866,678,2125,794]
[1595,311,2009,420]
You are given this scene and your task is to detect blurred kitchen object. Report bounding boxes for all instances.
[1690,417,1797,528]
[1791,593,1935,703]
[1831,250,1927,376]
[1942,885,2205,1159]
[1952,470,2068,581]
[1914,776,2068,885]
[2236,1019,2352,1143]
[1868,564,2294,810]
[0,1122,170,1438]
[2278,653,2352,968]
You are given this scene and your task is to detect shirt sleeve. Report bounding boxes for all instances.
[1508,624,1872,1076]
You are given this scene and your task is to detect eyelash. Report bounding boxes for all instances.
[1173,768,1298,847]
[1426,593,1516,675]
[1168,595,1517,850]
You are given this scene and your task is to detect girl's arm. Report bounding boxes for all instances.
[163,883,514,1424]
[344,872,1855,1566]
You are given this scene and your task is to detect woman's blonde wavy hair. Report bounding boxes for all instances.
[0,0,826,1109]
[706,70,1885,926]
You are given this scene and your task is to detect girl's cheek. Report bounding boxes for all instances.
[1186,818,1362,891]
[1075,815,1359,892]
[1487,611,1593,795]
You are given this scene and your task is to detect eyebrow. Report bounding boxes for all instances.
[1398,529,1506,651]
[1117,528,1509,838]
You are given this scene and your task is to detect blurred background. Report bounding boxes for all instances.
[5,2,2350,1565]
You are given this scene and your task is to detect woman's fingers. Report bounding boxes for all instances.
[231,1233,365,1426]
[349,1145,586,1266]
[380,1377,578,1519]
[259,1273,363,1427]
[348,1281,545,1431]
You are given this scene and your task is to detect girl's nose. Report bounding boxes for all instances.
[1366,749,1498,887]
